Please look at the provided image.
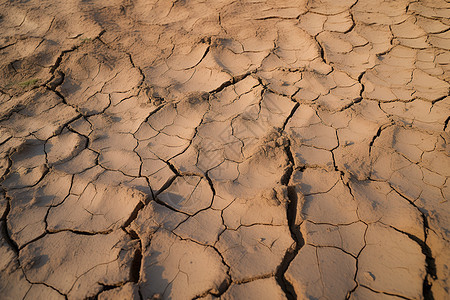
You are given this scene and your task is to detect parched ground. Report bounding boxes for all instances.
[0,0,449,299]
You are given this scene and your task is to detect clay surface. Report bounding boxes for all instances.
[0,0,449,299]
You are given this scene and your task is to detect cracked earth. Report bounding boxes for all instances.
[0,0,449,299]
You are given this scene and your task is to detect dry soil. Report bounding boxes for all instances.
[0,0,449,299]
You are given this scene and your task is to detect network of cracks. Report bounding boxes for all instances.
[0,0,449,299]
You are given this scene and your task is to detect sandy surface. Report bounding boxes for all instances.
[0,0,449,299]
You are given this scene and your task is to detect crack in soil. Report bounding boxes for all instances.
[275,137,304,300]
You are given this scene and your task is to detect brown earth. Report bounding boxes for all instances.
[0,0,449,299]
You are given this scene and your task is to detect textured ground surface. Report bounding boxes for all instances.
[0,0,449,299]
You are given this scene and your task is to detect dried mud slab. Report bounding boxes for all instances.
[0,0,449,299]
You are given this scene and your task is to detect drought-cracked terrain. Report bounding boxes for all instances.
[0,0,449,299]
